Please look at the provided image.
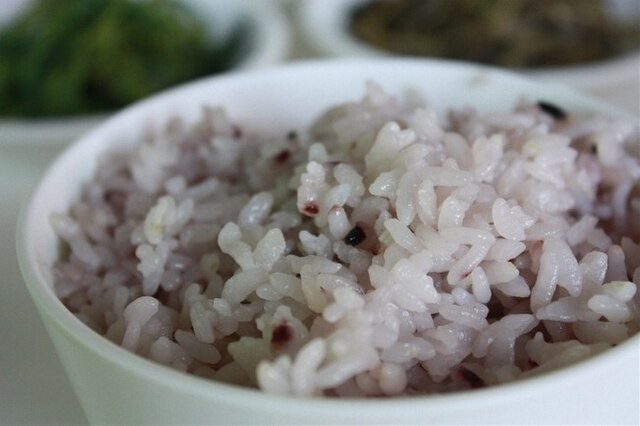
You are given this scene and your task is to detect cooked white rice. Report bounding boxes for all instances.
[52,83,640,396]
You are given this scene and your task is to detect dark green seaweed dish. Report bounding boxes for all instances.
[0,0,246,117]
[350,0,640,69]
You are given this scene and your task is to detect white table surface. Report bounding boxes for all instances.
[0,141,87,425]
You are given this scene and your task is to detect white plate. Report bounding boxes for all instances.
[0,142,86,424]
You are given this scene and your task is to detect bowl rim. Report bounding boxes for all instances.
[16,58,640,415]
[0,0,291,146]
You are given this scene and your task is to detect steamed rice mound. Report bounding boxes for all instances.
[52,83,640,396]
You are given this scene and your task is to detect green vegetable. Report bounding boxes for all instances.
[0,0,246,117]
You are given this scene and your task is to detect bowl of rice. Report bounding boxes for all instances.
[17,59,640,424]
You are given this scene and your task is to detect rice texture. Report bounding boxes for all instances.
[52,83,640,396]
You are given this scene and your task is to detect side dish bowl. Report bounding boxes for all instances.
[0,0,291,146]
[17,59,640,425]
[296,0,640,114]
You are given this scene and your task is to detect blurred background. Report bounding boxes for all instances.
[0,1,638,424]
[0,0,638,125]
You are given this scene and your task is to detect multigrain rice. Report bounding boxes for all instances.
[51,83,640,396]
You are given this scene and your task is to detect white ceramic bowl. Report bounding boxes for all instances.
[17,59,640,425]
[296,0,640,114]
[0,0,291,146]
